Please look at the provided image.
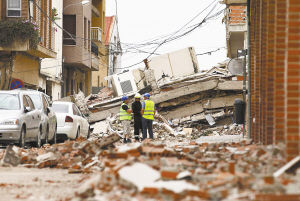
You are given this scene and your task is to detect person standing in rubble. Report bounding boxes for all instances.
[131,93,143,141]
[141,93,156,140]
[120,96,132,143]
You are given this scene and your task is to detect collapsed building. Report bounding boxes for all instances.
[84,47,245,132]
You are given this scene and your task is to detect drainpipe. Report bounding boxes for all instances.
[247,0,251,139]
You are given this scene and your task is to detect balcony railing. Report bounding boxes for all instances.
[91,27,102,42]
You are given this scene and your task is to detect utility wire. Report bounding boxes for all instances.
[119,1,223,70]
[196,47,225,56]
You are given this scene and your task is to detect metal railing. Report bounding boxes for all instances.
[91,27,102,42]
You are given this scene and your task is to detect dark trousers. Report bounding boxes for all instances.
[134,117,143,139]
[142,118,153,139]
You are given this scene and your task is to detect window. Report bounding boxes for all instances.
[88,20,91,50]
[52,104,69,114]
[72,104,80,116]
[28,94,42,110]
[25,95,35,110]
[0,94,20,110]
[63,15,76,45]
[23,96,29,108]
[84,17,87,48]
[73,105,82,116]
[41,95,48,111]
[7,0,21,17]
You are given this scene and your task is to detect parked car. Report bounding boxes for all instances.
[52,101,90,140]
[0,90,42,147]
[15,89,57,144]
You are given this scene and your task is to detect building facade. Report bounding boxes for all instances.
[40,0,63,100]
[0,0,56,90]
[224,4,247,58]
[92,15,121,91]
[91,0,108,94]
[249,0,300,161]
[105,16,122,76]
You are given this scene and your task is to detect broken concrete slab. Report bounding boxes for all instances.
[162,102,204,119]
[1,145,20,167]
[217,80,247,90]
[92,121,109,134]
[202,94,243,109]
[118,162,161,191]
[89,106,119,123]
[152,79,219,103]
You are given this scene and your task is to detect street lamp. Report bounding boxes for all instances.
[63,0,90,11]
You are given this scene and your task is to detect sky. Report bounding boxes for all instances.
[106,0,227,71]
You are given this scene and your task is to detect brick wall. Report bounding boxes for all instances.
[285,0,300,161]
[250,0,300,161]
[228,6,247,24]
[32,0,53,50]
[274,0,287,144]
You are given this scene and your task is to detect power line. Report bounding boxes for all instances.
[119,1,223,70]
[196,47,226,56]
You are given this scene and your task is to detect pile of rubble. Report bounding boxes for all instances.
[1,133,299,200]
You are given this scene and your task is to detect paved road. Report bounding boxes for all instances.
[0,167,83,201]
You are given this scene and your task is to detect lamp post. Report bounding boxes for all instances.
[63,0,90,11]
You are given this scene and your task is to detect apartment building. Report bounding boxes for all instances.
[40,0,63,100]
[224,3,247,58]
[249,0,300,161]
[91,0,108,94]
[0,0,56,90]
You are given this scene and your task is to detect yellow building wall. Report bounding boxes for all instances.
[92,49,108,88]
[12,53,39,88]
[91,0,108,90]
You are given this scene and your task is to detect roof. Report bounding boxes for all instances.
[104,16,115,46]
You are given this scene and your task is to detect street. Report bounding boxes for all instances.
[0,167,82,201]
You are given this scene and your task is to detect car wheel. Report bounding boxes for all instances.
[75,127,80,139]
[35,128,42,148]
[19,127,25,148]
[87,127,90,139]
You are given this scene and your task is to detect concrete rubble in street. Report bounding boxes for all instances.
[0,121,299,200]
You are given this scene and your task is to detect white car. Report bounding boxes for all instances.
[16,89,57,144]
[0,90,42,147]
[52,101,90,140]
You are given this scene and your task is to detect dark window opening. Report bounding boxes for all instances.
[63,15,76,45]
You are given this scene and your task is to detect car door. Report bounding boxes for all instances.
[22,95,33,139]
[27,96,41,138]
[23,95,38,138]
[75,105,89,137]
[42,94,55,140]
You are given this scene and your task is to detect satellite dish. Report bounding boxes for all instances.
[227,58,243,75]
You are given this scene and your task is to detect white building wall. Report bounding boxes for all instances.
[148,47,199,82]
[40,0,63,99]
[108,18,122,76]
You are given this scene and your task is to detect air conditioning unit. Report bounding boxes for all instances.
[108,71,138,97]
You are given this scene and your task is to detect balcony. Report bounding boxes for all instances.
[220,0,247,5]
[0,20,56,58]
[91,27,102,42]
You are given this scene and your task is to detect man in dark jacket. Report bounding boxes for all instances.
[131,93,143,141]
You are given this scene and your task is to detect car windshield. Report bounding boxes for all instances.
[28,94,42,110]
[0,94,20,110]
[52,104,69,113]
